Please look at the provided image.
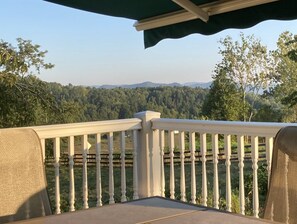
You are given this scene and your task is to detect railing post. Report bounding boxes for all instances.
[134,111,161,198]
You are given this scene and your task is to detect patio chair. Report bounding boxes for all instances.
[264,126,297,224]
[0,129,52,223]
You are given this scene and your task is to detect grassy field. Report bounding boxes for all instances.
[45,160,268,216]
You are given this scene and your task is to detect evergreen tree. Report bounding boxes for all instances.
[202,68,242,121]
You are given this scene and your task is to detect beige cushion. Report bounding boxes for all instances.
[264,126,297,223]
[0,129,51,223]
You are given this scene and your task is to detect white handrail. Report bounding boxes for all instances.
[31,118,141,139]
[151,118,295,136]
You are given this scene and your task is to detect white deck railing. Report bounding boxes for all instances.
[13,111,297,217]
[32,118,142,214]
[151,117,296,217]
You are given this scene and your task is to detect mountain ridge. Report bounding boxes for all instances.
[93,81,211,89]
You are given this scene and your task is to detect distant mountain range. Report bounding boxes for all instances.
[93,81,212,89]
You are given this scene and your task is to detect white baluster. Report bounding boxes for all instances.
[54,137,61,214]
[190,132,196,204]
[224,134,232,212]
[179,131,186,202]
[120,131,127,202]
[237,135,245,215]
[160,130,165,197]
[251,136,259,218]
[212,134,219,209]
[266,137,273,187]
[169,130,175,199]
[68,136,75,212]
[108,132,115,204]
[133,130,139,199]
[200,133,207,206]
[96,133,102,207]
[82,135,89,209]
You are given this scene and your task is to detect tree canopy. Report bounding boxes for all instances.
[202,68,242,121]
[0,38,55,127]
[217,33,273,121]
[46,83,208,123]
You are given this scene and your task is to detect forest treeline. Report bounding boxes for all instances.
[0,80,208,128]
[47,84,208,123]
[0,79,286,128]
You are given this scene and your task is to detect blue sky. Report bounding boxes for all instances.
[2,0,297,86]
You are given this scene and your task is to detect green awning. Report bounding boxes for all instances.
[44,0,297,48]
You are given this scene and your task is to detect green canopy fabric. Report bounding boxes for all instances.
[44,0,297,48]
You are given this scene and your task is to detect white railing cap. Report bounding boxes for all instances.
[14,118,142,139]
[152,118,297,136]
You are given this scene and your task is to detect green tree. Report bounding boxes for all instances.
[0,38,53,86]
[271,32,297,103]
[202,68,242,121]
[253,96,283,122]
[0,38,54,127]
[267,31,297,122]
[218,33,273,121]
[286,34,297,62]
